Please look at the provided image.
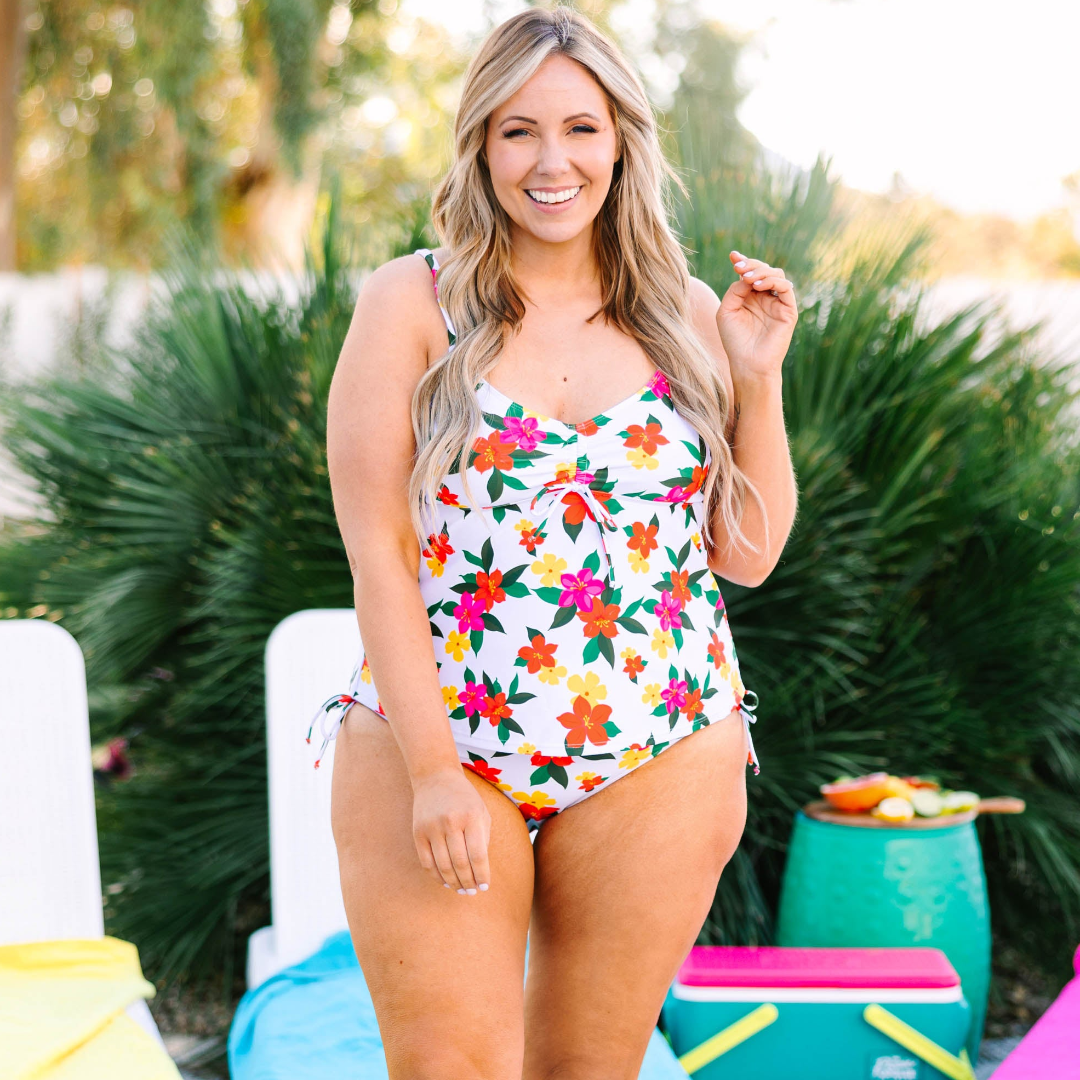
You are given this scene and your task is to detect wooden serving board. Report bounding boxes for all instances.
[803,796,1025,830]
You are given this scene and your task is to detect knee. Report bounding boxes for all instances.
[384,1035,521,1080]
[528,1053,641,1080]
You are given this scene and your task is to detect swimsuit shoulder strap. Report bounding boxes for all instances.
[414,247,457,348]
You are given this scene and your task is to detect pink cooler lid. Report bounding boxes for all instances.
[678,946,960,990]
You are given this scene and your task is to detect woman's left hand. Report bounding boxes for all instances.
[716,250,798,382]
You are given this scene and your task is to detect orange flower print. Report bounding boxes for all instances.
[463,758,503,784]
[681,462,708,499]
[474,569,506,611]
[624,421,669,456]
[436,484,460,507]
[560,486,612,527]
[708,631,727,668]
[575,770,607,792]
[669,569,692,606]
[514,791,559,822]
[621,649,645,678]
[482,691,513,728]
[557,695,613,748]
[628,520,659,557]
[423,531,454,564]
[472,431,516,473]
[577,596,621,639]
[530,752,573,767]
[516,518,546,554]
[517,632,559,674]
[681,686,704,721]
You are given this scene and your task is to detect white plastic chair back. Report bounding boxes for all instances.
[248,609,358,988]
[0,620,104,942]
[0,618,166,1047]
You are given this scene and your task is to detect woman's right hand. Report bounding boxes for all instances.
[411,767,493,894]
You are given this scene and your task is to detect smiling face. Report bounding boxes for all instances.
[483,53,620,248]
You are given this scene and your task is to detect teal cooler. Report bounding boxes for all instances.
[661,946,971,1079]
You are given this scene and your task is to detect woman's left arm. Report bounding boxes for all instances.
[690,251,800,587]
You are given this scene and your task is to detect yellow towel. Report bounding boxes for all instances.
[0,937,180,1080]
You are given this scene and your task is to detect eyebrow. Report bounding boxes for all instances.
[498,112,602,125]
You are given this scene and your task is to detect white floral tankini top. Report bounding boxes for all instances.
[308,248,759,776]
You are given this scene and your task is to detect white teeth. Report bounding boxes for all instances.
[526,186,581,204]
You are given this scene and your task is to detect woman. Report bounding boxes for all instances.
[309,7,798,1077]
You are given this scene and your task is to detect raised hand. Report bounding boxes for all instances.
[716,250,798,382]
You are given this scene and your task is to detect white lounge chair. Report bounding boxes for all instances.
[0,618,168,1048]
[246,608,358,989]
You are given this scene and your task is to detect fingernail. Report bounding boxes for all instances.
[734,260,747,269]
[466,888,477,895]
[743,271,755,279]
[478,883,489,891]
[457,888,466,894]
[444,883,451,888]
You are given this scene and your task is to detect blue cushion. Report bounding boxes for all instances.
[229,930,687,1079]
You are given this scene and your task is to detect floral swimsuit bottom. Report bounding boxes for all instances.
[307,248,760,831]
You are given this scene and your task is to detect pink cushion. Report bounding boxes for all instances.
[678,946,960,990]
[992,944,1080,1080]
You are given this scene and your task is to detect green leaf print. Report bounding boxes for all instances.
[486,470,504,501]
[548,763,569,788]
[583,550,601,575]
[678,610,696,632]
[507,691,537,705]
[501,472,528,489]
[481,611,505,633]
[480,537,494,573]
[602,720,621,737]
[499,564,529,587]
[470,628,484,653]
[622,597,644,618]
[582,636,600,665]
[681,438,703,461]
[615,616,647,635]
[482,410,508,430]
[597,635,615,667]
[535,587,563,605]
[549,604,578,630]
[463,550,486,569]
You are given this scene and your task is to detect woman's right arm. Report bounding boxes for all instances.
[326,255,492,896]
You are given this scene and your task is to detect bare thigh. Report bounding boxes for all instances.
[522,707,750,1080]
[331,702,536,1079]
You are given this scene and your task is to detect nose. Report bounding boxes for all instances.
[534,134,571,177]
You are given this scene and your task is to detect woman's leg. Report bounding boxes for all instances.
[331,702,536,1079]
[521,707,750,1080]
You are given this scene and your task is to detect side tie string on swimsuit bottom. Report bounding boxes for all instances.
[529,478,621,586]
[305,661,363,768]
[739,688,761,775]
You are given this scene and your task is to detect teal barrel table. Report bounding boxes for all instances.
[776,803,991,1063]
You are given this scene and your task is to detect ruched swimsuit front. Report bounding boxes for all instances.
[307,248,760,828]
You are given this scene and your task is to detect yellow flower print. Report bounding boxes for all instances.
[628,548,651,574]
[426,556,445,577]
[515,518,535,535]
[731,666,745,696]
[444,630,472,662]
[360,660,373,685]
[531,552,568,587]
[442,685,461,709]
[651,628,676,658]
[496,781,515,792]
[517,742,538,755]
[627,446,660,471]
[553,462,579,483]
[620,646,638,659]
[537,663,567,686]
[512,789,557,809]
[567,671,607,705]
[719,662,731,680]
[641,683,662,707]
[619,745,653,769]
[691,532,702,550]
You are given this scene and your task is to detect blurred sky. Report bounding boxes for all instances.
[401,0,1080,226]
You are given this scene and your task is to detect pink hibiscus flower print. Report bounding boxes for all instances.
[559,567,606,611]
[453,592,486,632]
[652,590,684,631]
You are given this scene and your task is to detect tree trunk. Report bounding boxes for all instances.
[0,0,27,271]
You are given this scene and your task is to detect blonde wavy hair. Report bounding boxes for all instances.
[408,4,767,566]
